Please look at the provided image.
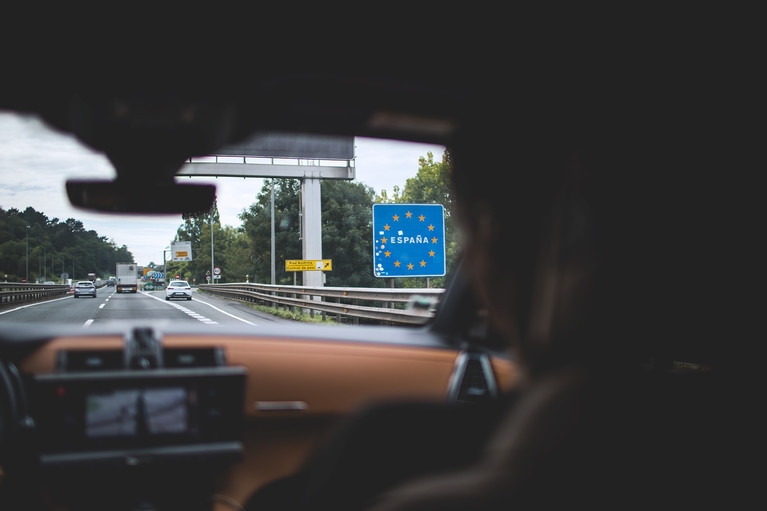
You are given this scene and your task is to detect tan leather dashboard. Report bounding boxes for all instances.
[18,333,518,508]
[20,334,518,417]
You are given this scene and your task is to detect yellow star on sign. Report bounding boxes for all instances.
[428,224,435,231]
[384,250,391,257]
[418,214,425,221]
[407,263,414,270]
[394,260,401,267]
[381,237,387,244]
[393,214,399,221]
[420,260,426,267]
[406,211,412,218]
[384,224,390,231]
[431,237,438,243]
[429,250,435,257]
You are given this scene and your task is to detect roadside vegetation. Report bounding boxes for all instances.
[170,150,457,288]
[2,150,456,289]
[0,206,133,282]
[244,302,338,324]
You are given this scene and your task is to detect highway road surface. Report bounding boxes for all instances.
[0,287,284,327]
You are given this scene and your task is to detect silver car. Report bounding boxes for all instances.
[73,281,97,298]
[165,280,192,301]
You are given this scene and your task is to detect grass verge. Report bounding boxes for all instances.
[244,303,337,324]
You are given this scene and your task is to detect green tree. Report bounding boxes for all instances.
[0,206,133,282]
[239,179,381,287]
[374,185,402,204]
[190,223,249,284]
[321,180,377,287]
[162,149,456,289]
[219,226,252,283]
[386,150,458,288]
[173,200,221,283]
[239,179,302,285]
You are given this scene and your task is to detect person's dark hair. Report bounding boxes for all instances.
[448,117,697,377]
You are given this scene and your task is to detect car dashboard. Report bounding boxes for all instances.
[0,322,517,510]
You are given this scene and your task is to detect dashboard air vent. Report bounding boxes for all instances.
[57,350,124,372]
[447,351,498,402]
[163,347,226,368]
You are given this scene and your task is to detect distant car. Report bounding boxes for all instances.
[107,277,116,287]
[165,280,192,301]
[73,281,97,298]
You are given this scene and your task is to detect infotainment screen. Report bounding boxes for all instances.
[86,389,139,437]
[144,387,189,434]
[32,367,245,462]
[85,387,191,438]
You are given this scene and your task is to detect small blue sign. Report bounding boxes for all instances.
[372,204,446,278]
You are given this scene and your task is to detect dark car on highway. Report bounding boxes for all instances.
[73,281,97,298]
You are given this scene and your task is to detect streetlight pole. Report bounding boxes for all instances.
[163,246,170,288]
[210,214,215,285]
[25,225,30,283]
[271,180,276,285]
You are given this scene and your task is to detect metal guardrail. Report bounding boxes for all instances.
[0,283,70,305]
[0,279,108,306]
[198,282,445,325]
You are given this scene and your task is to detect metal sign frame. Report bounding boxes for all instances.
[175,133,356,288]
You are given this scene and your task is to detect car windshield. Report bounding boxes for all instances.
[0,58,736,511]
[0,112,451,328]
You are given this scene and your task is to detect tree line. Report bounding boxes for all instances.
[0,207,133,283]
[1,150,453,287]
[167,150,457,288]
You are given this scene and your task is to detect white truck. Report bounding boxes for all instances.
[115,262,138,293]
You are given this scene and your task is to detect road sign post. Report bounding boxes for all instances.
[372,204,446,279]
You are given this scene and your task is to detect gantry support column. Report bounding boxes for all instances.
[301,176,323,287]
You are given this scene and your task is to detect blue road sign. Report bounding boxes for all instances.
[372,204,446,278]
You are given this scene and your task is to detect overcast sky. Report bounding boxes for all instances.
[0,112,445,267]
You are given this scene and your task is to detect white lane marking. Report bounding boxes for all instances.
[99,303,106,309]
[186,295,258,326]
[83,319,94,327]
[140,292,218,325]
[141,290,258,326]
[0,295,71,315]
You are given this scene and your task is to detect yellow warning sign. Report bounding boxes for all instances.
[285,259,332,271]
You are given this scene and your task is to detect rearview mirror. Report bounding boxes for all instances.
[66,180,216,215]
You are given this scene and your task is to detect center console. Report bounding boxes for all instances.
[26,328,247,510]
[33,367,244,468]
